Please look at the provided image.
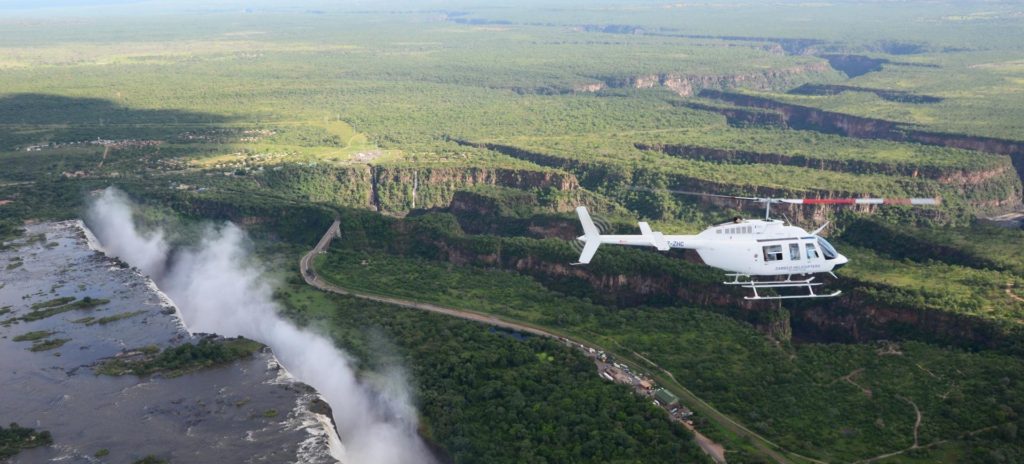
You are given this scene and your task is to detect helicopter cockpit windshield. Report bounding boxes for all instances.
[816,237,839,260]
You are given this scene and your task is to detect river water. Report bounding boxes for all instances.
[0,221,342,463]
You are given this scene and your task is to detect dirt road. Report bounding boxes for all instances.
[300,220,793,464]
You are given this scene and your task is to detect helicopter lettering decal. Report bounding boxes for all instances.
[774,265,822,272]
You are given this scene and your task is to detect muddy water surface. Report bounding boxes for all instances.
[0,222,340,463]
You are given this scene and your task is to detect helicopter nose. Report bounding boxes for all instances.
[833,254,849,271]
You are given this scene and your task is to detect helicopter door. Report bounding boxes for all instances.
[789,243,801,261]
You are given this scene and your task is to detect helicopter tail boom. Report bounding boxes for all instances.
[575,207,675,264]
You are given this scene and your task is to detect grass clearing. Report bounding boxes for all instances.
[86,310,145,326]
[20,297,110,322]
[28,338,70,352]
[95,337,264,378]
[12,330,54,342]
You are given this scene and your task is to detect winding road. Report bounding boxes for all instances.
[300,221,561,339]
[300,220,801,464]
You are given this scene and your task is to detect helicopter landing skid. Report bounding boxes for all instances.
[723,274,842,300]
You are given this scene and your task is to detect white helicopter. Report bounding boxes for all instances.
[574,196,940,300]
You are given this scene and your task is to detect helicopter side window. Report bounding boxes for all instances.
[817,237,839,260]
[789,243,801,260]
[763,245,783,262]
[806,243,819,259]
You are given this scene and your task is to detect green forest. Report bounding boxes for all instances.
[1,1,1024,462]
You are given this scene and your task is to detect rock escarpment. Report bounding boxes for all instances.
[255,164,578,214]
[633,143,1022,210]
[581,62,835,97]
[696,89,1024,198]
[454,140,1011,223]
[787,83,942,103]
[419,210,1024,354]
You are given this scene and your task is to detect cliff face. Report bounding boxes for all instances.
[437,239,744,308]
[373,166,578,213]
[817,54,939,78]
[635,143,1020,199]
[572,82,607,93]
[588,62,835,96]
[456,140,973,224]
[448,190,583,238]
[681,101,788,128]
[787,83,942,104]
[404,214,1023,352]
[818,54,887,78]
[789,288,1021,355]
[257,163,578,214]
[699,90,1024,157]
[697,89,1024,196]
[425,225,1022,353]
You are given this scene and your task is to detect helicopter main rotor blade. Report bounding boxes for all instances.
[628,187,761,201]
[775,198,941,205]
[627,187,942,207]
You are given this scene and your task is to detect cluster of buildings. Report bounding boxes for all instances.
[195,151,291,174]
[559,337,695,426]
[176,128,274,144]
[23,138,159,152]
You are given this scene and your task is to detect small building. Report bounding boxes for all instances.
[638,379,653,390]
[606,367,631,384]
[654,388,679,407]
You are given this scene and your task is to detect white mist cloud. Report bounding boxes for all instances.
[86,187,434,464]
[86,188,169,277]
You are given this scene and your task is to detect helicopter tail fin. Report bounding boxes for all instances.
[638,222,671,251]
[577,206,600,238]
[575,206,601,264]
[577,240,601,265]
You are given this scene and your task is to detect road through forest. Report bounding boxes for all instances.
[300,220,803,464]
